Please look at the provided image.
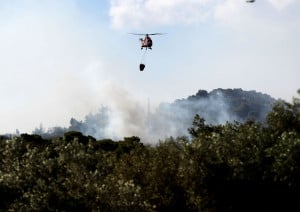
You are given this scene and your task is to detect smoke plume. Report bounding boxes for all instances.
[37,88,274,144]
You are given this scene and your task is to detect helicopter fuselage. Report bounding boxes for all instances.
[140,35,152,50]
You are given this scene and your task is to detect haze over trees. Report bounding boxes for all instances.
[32,88,276,141]
[0,89,299,211]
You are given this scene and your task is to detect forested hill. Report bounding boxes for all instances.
[29,88,277,140]
[169,88,276,124]
[145,88,276,140]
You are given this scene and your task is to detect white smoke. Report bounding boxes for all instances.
[98,83,148,139]
[145,90,238,141]
[67,87,239,144]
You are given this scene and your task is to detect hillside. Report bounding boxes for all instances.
[171,88,276,123]
[146,88,276,140]
[30,88,277,140]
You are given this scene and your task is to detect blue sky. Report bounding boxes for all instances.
[0,0,299,134]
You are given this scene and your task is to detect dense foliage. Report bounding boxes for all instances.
[0,92,299,211]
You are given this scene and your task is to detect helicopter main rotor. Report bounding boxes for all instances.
[129,33,165,36]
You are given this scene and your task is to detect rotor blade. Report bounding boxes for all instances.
[149,33,166,35]
[129,33,166,36]
[129,33,147,35]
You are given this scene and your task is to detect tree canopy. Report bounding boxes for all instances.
[0,90,299,211]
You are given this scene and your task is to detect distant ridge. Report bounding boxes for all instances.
[22,88,277,140]
[167,88,276,124]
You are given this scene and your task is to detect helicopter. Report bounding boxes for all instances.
[130,33,164,71]
[130,33,164,50]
